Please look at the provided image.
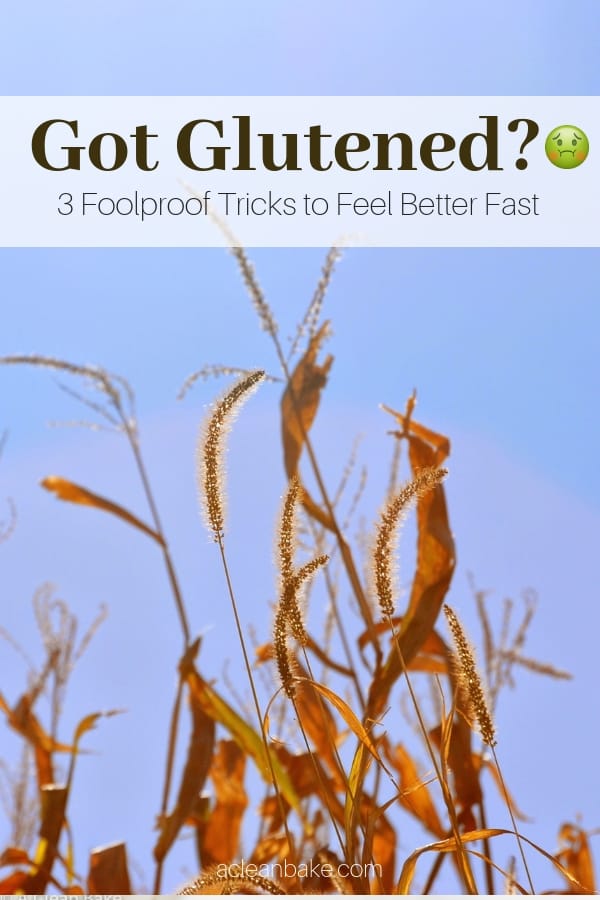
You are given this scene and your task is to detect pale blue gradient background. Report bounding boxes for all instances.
[1,1,599,893]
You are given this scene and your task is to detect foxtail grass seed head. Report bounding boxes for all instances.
[274,605,297,700]
[284,555,329,644]
[280,579,307,647]
[289,247,342,358]
[274,477,328,697]
[276,476,328,644]
[0,354,127,410]
[179,866,286,895]
[372,467,447,617]
[278,476,300,589]
[443,604,497,747]
[197,370,265,541]
[230,245,278,338]
[274,555,328,698]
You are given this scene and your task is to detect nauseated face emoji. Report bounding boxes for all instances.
[545,125,589,169]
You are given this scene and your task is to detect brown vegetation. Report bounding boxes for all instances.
[0,249,596,894]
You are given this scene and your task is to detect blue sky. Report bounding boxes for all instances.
[1,1,599,894]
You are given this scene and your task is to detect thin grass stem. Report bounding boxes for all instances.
[491,745,535,893]
[152,678,184,894]
[215,534,299,874]
[221,240,382,660]
[386,615,479,894]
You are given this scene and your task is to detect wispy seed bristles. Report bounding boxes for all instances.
[274,552,329,699]
[444,604,497,747]
[274,477,328,698]
[274,605,299,700]
[499,650,572,680]
[178,364,279,401]
[197,370,265,541]
[278,475,300,589]
[286,556,329,643]
[371,467,447,617]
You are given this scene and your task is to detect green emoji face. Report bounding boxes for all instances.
[545,124,589,169]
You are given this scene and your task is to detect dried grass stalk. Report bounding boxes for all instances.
[499,650,572,680]
[274,476,328,698]
[274,605,298,701]
[443,604,497,747]
[371,467,447,618]
[278,476,300,590]
[197,370,265,541]
[288,246,342,359]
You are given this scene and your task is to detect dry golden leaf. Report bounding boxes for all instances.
[154,673,215,864]
[396,827,592,895]
[41,475,164,545]
[185,667,304,820]
[273,746,346,829]
[282,321,332,475]
[302,678,381,766]
[250,834,290,866]
[0,846,31,866]
[74,708,124,744]
[256,639,352,678]
[430,720,482,815]
[0,690,76,790]
[309,848,352,895]
[281,322,335,530]
[257,795,280,830]
[396,827,506,894]
[403,422,455,648]
[0,870,29,893]
[271,748,314,799]
[381,403,451,456]
[358,618,448,656]
[557,822,596,893]
[199,740,247,869]
[88,842,132,894]
[292,664,345,788]
[407,652,448,675]
[24,784,68,893]
[388,743,445,839]
[0,691,71,754]
[254,642,274,663]
[366,410,455,722]
[345,742,373,871]
[362,804,396,893]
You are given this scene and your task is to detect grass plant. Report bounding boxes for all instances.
[0,248,596,895]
